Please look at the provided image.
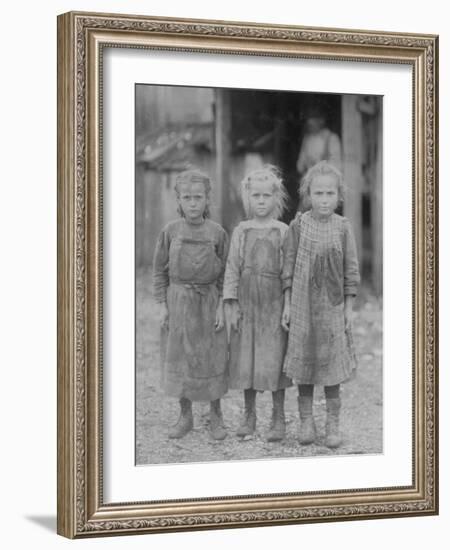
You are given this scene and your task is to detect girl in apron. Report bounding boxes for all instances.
[152,170,229,440]
[224,166,292,442]
[282,161,360,448]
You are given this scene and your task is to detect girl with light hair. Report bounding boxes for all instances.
[282,160,360,448]
[224,165,292,442]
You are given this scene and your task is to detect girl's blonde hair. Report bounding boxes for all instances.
[174,169,212,218]
[299,160,346,209]
[240,165,288,220]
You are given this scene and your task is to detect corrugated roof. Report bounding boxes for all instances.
[136,123,214,171]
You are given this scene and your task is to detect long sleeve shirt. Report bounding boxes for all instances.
[223,219,288,301]
[281,212,360,296]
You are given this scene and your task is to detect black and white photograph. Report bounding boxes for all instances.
[135,84,383,466]
[53,6,438,541]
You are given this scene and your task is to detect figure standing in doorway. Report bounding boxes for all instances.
[296,107,342,191]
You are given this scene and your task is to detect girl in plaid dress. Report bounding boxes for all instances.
[224,166,292,442]
[152,170,229,441]
[282,161,360,448]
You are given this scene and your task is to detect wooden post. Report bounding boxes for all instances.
[372,102,383,296]
[341,95,364,271]
[214,89,232,230]
[135,163,145,268]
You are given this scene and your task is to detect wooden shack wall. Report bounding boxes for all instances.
[136,87,383,296]
[136,153,215,268]
[342,95,383,296]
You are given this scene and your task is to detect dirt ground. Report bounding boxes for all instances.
[136,266,383,465]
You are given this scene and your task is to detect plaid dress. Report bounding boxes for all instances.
[282,211,360,386]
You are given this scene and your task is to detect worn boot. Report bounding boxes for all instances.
[209,399,227,440]
[297,395,316,445]
[325,397,342,448]
[266,390,286,442]
[236,389,257,437]
[168,397,193,439]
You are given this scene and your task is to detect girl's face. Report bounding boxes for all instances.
[248,179,277,221]
[309,173,339,219]
[177,181,208,223]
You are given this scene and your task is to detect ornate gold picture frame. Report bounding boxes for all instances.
[57,11,438,538]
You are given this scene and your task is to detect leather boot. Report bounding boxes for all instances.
[297,395,316,445]
[266,389,286,442]
[168,397,193,439]
[325,397,342,448]
[236,389,256,437]
[209,399,227,440]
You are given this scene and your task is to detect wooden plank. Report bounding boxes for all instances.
[214,89,232,229]
[341,95,364,269]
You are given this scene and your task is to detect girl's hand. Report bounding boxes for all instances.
[344,308,354,332]
[158,302,169,329]
[215,302,225,332]
[344,296,355,332]
[281,301,290,332]
[224,300,241,333]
